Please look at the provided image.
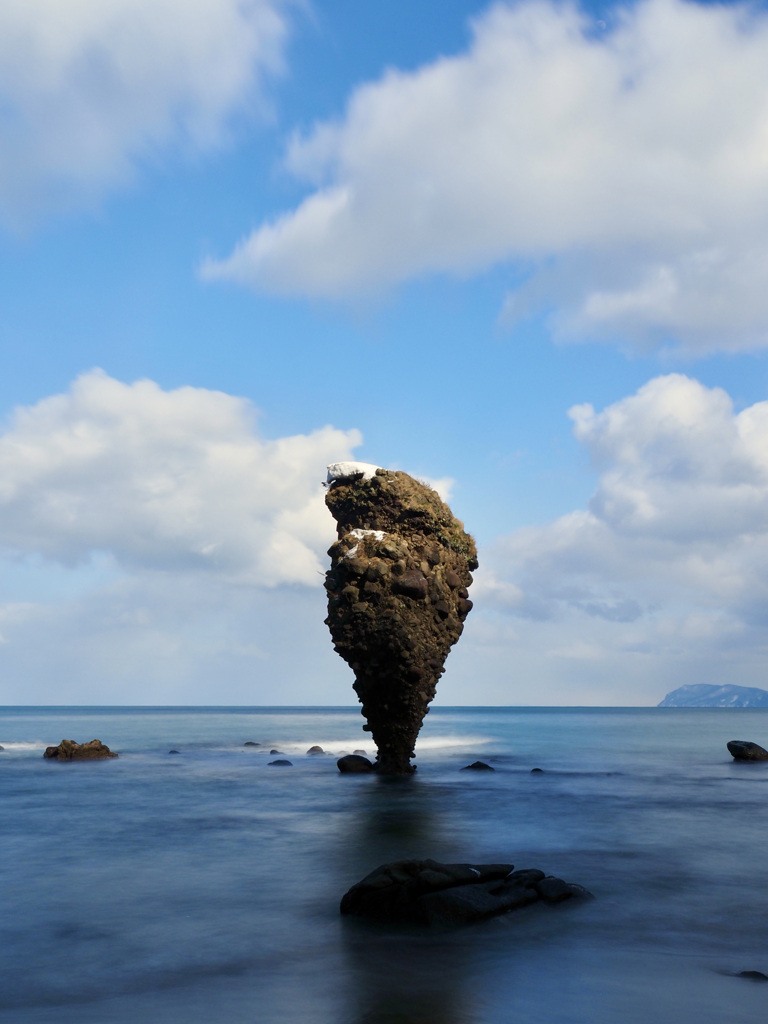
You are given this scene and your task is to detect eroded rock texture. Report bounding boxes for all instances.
[324,464,477,774]
[43,739,118,760]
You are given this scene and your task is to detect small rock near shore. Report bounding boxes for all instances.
[168,750,180,755]
[460,761,494,771]
[737,971,768,981]
[727,740,768,761]
[307,745,325,755]
[338,754,375,773]
[268,759,293,766]
[244,741,260,747]
[43,739,118,761]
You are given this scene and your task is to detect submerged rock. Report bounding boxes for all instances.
[244,741,260,747]
[325,465,477,774]
[727,740,768,761]
[268,759,293,766]
[307,745,325,755]
[337,753,375,773]
[340,859,591,926]
[43,739,118,761]
[461,761,494,772]
[737,970,768,982]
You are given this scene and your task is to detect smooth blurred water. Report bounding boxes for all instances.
[2,706,768,1023]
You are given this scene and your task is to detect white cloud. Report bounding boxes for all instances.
[205,0,768,353]
[464,374,768,703]
[0,369,359,586]
[0,0,290,223]
[0,370,368,702]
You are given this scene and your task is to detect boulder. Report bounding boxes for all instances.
[727,740,768,761]
[43,739,118,761]
[325,467,477,774]
[460,761,494,771]
[168,750,180,755]
[338,753,375,773]
[340,858,591,926]
[268,759,293,766]
[244,741,260,747]
[307,745,325,755]
[737,971,768,982]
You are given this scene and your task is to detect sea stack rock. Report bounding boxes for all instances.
[324,462,477,774]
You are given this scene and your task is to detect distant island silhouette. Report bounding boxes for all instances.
[658,683,768,708]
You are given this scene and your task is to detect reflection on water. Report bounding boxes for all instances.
[343,925,473,1024]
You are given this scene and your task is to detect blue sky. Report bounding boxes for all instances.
[3,0,768,705]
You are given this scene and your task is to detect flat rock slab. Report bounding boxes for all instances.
[727,740,768,761]
[43,739,118,760]
[340,858,591,926]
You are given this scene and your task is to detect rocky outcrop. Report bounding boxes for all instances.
[727,740,768,761]
[324,464,477,774]
[461,761,494,771]
[337,753,375,773]
[340,859,591,926]
[43,739,118,760]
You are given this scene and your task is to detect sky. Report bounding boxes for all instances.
[3,0,768,706]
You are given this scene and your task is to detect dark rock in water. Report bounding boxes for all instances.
[270,749,282,755]
[43,739,118,761]
[168,750,180,755]
[244,741,260,747]
[353,749,367,756]
[737,970,768,981]
[460,761,494,772]
[727,740,768,761]
[659,683,768,708]
[268,759,293,766]
[531,767,544,773]
[340,858,591,926]
[338,753,375,773]
[307,745,325,755]
[0,745,4,751]
[325,464,477,775]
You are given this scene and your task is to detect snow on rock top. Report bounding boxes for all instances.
[326,462,381,485]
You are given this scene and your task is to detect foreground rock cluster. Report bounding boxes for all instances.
[43,739,118,760]
[325,463,477,774]
[341,858,591,926]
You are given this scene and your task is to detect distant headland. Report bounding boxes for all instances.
[658,683,768,708]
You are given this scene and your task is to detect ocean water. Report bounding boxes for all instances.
[2,705,768,1023]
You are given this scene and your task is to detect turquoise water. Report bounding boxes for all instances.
[2,706,768,1023]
